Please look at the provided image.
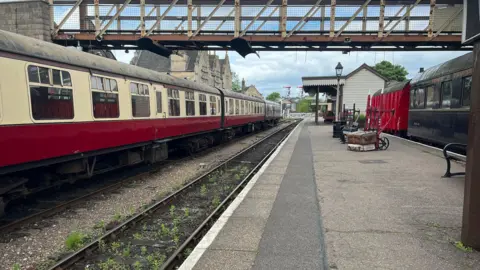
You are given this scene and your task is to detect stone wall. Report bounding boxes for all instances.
[0,0,51,42]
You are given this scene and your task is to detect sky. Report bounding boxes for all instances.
[112,50,469,98]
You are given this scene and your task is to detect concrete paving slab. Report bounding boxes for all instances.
[245,184,280,199]
[193,249,256,270]
[254,173,284,185]
[310,123,480,270]
[209,217,268,251]
[234,198,276,218]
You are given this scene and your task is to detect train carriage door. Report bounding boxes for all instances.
[154,84,166,139]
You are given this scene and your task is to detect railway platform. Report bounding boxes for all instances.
[180,118,480,270]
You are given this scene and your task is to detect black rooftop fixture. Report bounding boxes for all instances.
[137,37,172,58]
[230,37,259,58]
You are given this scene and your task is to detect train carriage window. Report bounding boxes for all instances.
[210,96,217,115]
[415,88,425,108]
[441,81,452,108]
[168,89,180,116]
[28,66,40,83]
[241,100,245,115]
[199,94,207,116]
[425,85,440,109]
[27,65,74,120]
[217,97,220,115]
[185,91,195,116]
[156,90,162,114]
[229,98,234,115]
[91,75,119,118]
[235,100,240,115]
[62,71,72,86]
[52,70,62,85]
[38,67,50,84]
[462,76,472,107]
[130,82,150,117]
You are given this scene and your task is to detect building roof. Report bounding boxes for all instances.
[134,50,199,72]
[135,50,170,72]
[347,63,388,81]
[302,63,387,87]
[185,50,199,71]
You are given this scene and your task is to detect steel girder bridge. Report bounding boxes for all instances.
[50,0,469,53]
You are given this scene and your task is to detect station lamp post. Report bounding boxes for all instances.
[335,62,343,121]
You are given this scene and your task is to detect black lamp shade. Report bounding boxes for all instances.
[335,62,343,77]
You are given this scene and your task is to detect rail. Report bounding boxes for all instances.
[49,120,299,270]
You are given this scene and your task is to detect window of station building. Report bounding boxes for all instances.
[229,98,234,115]
[441,81,452,108]
[210,96,217,115]
[462,76,472,107]
[235,99,240,115]
[130,82,150,117]
[168,88,180,116]
[91,75,119,118]
[199,94,207,116]
[27,65,74,120]
[185,90,195,116]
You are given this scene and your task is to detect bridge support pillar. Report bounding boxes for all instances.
[0,0,51,41]
[462,42,480,250]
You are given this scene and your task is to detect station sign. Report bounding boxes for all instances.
[463,0,480,44]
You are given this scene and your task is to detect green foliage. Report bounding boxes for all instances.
[113,212,123,221]
[122,244,131,257]
[133,261,143,270]
[212,196,221,208]
[184,207,190,218]
[161,223,170,236]
[454,241,473,252]
[266,92,281,102]
[296,99,312,113]
[200,184,207,196]
[11,263,21,270]
[133,232,143,240]
[98,258,124,270]
[169,205,176,217]
[232,72,242,92]
[65,231,86,251]
[141,246,148,255]
[372,61,408,82]
[94,220,105,230]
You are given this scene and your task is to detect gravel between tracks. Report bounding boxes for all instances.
[0,123,290,270]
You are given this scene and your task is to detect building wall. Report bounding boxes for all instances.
[171,54,188,72]
[343,69,385,113]
[0,0,51,42]
[195,51,211,85]
[169,71,195,82]
[244,86,263,98]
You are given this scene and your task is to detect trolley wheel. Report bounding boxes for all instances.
[378,137,390,150]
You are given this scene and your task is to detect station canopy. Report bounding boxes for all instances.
[301,76,346,96]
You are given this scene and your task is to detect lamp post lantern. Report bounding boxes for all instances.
[335,62,343,121]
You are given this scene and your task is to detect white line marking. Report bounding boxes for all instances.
[383,133,466,160]
[178,122,302,270]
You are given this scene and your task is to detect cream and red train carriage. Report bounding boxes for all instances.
[0,30,281,215]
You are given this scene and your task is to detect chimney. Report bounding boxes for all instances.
[242,78,246,90]
[419,67,424,73]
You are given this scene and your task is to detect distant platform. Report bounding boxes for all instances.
[180,119,480,270]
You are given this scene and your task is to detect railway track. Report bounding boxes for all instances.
[0,121,293,235]
[48,120,299,270]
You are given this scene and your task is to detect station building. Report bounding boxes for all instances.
[302,64,387,115]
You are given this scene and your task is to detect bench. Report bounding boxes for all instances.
[442,143,467,178]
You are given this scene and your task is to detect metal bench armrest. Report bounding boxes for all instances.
[442,143,467,178]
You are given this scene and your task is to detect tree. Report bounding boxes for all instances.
[372,61,408,82]
[232,72,242,92]
[296,99,312,113]
[266,92,281,102]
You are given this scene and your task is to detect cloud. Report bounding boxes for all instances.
[116,49,468,98]
[229,50,469,97]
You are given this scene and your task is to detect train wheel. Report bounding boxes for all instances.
[378,137,390,150]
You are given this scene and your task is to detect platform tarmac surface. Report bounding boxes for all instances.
[180,119,480,270]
